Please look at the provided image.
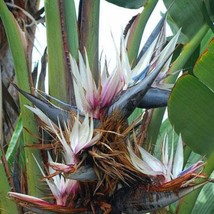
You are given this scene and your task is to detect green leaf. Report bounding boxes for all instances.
[200,29,214,54]
[168,38,214,214]
[202,0,214,33]
[154,119,178,157]
[45,0,68,102]
[168,74,214,156]
[192,179,214,214]
[164,0,207,43]
[105,0,147,9]
[169,39,214,156]
[175,152,214,214]
[128,108,143,124]
[194,38,214,91]
[6,116,23,165]
[0,164,18,214]
[79,0,100,85]
[0,56,18,214]
[204,0,214,22]
[0,0,44,197]
[63,0,79,60]
[146,23,209,150]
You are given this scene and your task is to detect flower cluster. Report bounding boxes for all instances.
[8,18,208,214]
[71,29,180,119]
[26,105,100,169]
[128,134,204,188]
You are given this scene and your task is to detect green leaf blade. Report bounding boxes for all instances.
[6,116,23,164]
[0,0,44,197]
[194,38,214,91]
[63,0,79,60]
[168,74,214,156]
[79,0,100,85]
[45,0,68,102]
[164,0,206,43]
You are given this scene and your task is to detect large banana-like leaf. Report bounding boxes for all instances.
[194,38,214,91]
[168,74,214,156]
[163,0,214,43]
[192,180,214,214]
[168,39,214,157]
[168,38,214,214]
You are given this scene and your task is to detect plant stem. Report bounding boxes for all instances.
[168,24,210,81]
[45,0,68,103]
[79,0,100,86]
[62,0,79,60]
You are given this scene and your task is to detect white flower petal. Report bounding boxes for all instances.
[33,154,62,204]
[70,115,99,154]
[131,36,159,79]
[167,139,174,180]
[49,120,75,164]
[71,55,91,113]
[138,145,165,173]
[127,143,160,176]
[101,69,124,107]
[157,29,181,65]
[162,134,169,167]
[47,153,78,206]
[25,105,56,128]
[172,134,184,178]
[153,29,181,84]
[8,192,50,205]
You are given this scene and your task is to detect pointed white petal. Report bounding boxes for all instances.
[25,105,56,128]
[127,143,162,176]
[8,192,51,205]
[70,115,99,154]
[71,55,91,113]
[47,153,78,206]
[70,114,80,154]
[33,154,62,204]
[131,36,159,79]
[167,138,174,180]
[173,134,184,178]
[153,29,181,81]
[138,145,165,174]
[162,134,169,167]
[49,120,75,164]
[101,68,124,107]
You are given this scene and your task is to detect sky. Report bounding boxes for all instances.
[32,0,169,70]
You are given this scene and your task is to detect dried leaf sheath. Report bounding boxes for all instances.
[89,113,149,189]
